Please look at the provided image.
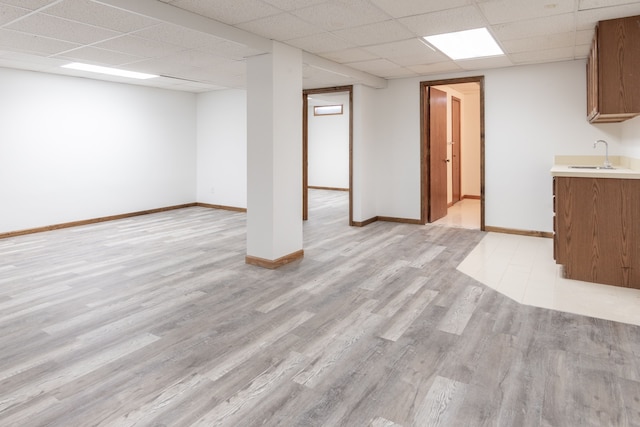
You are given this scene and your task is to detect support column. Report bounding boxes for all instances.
[245,42,303,269]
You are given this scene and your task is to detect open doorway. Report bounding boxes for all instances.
[420,77,484,230]
[302,86,353,224]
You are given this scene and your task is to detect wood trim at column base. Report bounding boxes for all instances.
[484,226,553,239]
[196,202,247,212]
[245,249,304,269]
[352,216,424,227]
[308,186,349,192]
[378,216,423,225]
[463,195,481,200]
[352,216,378,227]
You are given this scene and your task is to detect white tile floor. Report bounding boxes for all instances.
[436,198,640,326]
[459,232,640,326]
[433,198,481,229]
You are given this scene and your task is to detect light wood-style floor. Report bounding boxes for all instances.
[1,190,639,426]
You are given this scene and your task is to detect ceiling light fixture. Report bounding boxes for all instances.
[61,62,158,80]
[423,28,504,60]
[418,38,437,52]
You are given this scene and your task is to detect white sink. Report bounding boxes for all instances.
[569,165,615,170]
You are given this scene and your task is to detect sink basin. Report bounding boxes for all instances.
[569,165,615,170]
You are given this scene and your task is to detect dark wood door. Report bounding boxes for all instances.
[429,87,448,222]
[452,96,461,203]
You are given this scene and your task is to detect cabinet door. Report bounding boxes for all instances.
[586,29,598,121]
[556,177,630,286]
[597,16,640,121]
[630,180,640,287]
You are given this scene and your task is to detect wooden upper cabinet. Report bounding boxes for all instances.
[587,15,640,123]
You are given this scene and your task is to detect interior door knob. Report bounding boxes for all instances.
[444,159,450,163]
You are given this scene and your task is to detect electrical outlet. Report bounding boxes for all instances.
[210,187,215,194]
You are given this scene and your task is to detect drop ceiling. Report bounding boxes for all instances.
[1,0,639,92]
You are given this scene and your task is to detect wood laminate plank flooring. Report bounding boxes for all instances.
[1,189,639,426]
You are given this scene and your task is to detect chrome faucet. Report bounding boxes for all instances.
[594,139,613,169]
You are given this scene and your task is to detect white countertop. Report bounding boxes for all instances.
[551,155,640,179]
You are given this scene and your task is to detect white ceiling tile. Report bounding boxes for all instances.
[492,13,576,40]
[237,12,323,41]
[331,20,415,46]
[579,0,640,11]
[406,61,462,75]
[477,0,575,25]
[132,23,224,50]
[347,58,402,74]
[0,28,80,55]
[388,53,451,67]
[399,6,489,37]
[0,4,30,25]
[6,12,119,45]
[93,35,184,59]
[303,63,357,85]
[455,55,512,70]
[42,0,160,33]
[574,43,591,58]
[163,66,227,84]
[196,38,265,60]
[576,3,640,29]
[53,46,145,66]
[509,46,575,64]
[169,0,281,25]
[575,29,594,45]
[261,0,327,12]
[286,32,354,53]
[364,38,446,62]
[0,50,67,69]
[0,0,636,92]
[291,0,389,32]
[207,59,246,77]
[318,48,378,63]
[122,56,196,76]
[141,49,232,70]
[383,68,419,79]
[369,0,473,19]
[0,0,57,10]
[501,32,577,54]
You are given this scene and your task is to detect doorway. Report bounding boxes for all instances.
[302,86,353,225]
[420,77,484,230]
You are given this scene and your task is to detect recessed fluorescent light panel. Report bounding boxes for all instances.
[423,28,504,60]
[61,62,158,80]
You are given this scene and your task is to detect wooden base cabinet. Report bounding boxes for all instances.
[554,177,640,288]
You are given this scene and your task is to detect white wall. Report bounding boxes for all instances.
[368,60,624,233]
[352,84,378,222]
[0,68,196,234]
[6,59,638,237]
[483,61,622,232]
[461,90,481,199]
[196,90,247,208]
[307,94,349,189]
[621,115,640,158]
[372,79,422,220]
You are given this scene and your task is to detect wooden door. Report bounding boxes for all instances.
[451,96,461,203]
[429,87,448,222]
